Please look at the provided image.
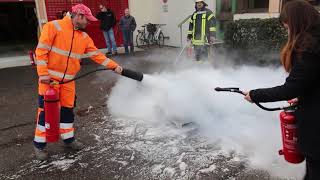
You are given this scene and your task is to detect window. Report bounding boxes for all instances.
[237,0,269,13]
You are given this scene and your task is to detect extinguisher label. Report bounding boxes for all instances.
[45,122,50,129]
[282,123,298,150]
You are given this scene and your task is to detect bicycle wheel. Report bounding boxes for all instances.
[136,32,146,48]
[158,32,165,48]
[147,33,154,46]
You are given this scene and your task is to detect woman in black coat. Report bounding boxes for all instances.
[244,1,320,179]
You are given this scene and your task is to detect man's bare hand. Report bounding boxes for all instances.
[39,75,51,84]
[114,66,123,74]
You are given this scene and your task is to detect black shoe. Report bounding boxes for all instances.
[34,147,49,160]
[64,140,85,151]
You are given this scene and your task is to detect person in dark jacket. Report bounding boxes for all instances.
[119,8,136,54]
[244,1,320,179]
[96,4,118,56]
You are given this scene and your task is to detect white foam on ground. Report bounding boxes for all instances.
[108,64,305,179]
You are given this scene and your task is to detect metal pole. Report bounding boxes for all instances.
[180,26,183,47]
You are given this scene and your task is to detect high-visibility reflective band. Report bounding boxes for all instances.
[36,60,47,66]
[37,125,46,132]
[60,123,73,129]
[209,27,217,32]
[37,42,82,59]
[53,20,62,31]
[51,46,82,59]
[82,32,88,38]
[201,14,206,43]
[101,58,111,66]
[192,13,197,41]
[188,17,193,23]
[193,40,205,45]
[48,69,75,80]
[193,13,197,20]
[34,136,46,143]
[60,131,74,140]
[187,31,193,34]
[37,42,51,50]
[207,14,214,21]
[82,51,99,58]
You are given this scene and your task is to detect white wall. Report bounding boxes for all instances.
[129,0,216,47]
[129,0,161,27]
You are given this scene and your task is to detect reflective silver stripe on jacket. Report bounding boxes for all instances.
[82,51,99,58]
[36,60,47,66]
[37,42,51,50]
[101,59,111,66]
[51,46,82,59]
[82,32,88,38]
[37,42,82,59]
[48,69,75,80]
[52,20,62,31]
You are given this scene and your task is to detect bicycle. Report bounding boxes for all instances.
[136,23,168,48]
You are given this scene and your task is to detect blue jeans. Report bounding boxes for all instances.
[103,28,117,53]
[122,30,134,54]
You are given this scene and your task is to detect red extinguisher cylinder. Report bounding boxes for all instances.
[279,111,305,164]
[44,86,60,142]
[187,46,193,58]
[29,50,36,66]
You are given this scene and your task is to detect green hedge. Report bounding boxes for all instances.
[223,18,288,64]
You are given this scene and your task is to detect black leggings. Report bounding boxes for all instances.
[304,157,320,180]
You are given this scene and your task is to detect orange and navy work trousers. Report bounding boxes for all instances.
[33,81,76,150]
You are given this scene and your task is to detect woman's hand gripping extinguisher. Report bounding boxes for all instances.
[44,82,60,142]
[214,87,305,164]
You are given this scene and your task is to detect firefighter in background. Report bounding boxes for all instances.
[34,4,123,160]
[187,0,217,61]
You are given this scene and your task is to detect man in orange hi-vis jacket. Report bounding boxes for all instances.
[34,4,123,160]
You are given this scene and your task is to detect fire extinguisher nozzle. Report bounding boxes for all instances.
[121,68,144,82]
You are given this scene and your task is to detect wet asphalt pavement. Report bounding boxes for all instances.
[0,48,281,180]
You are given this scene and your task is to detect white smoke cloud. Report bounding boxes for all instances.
[107,61,305,179]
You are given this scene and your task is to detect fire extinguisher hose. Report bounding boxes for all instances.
[214,87,297,111]
[58,68,144,85]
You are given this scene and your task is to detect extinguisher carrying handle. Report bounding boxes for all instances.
[214,87,297,112]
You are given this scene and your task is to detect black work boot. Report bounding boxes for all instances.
[34,147,49,161]
[64,140,85,150]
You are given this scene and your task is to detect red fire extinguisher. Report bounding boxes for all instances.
[214,87,305,164]
[44,85,60,142]
[187,41,193,58]
[29,50,36,66]
[279,101,305,164]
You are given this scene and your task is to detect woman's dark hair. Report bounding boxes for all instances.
[280,0,320,72]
